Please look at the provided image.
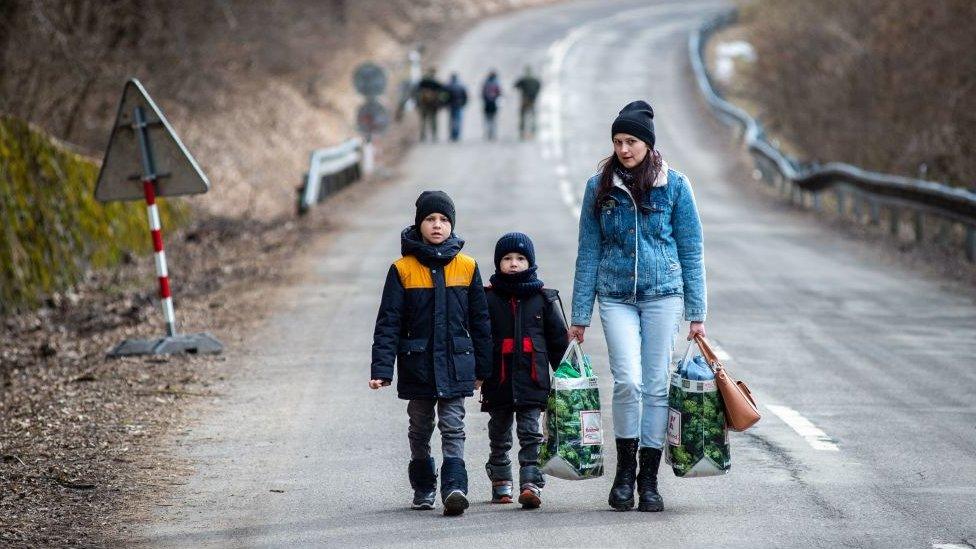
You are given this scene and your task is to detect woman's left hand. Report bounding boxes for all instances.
[687,321,706,341]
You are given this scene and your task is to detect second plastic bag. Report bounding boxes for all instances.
[539,340,605,480]
[665,340,731,478]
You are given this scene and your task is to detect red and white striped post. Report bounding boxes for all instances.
[142,179,176,336]
[135,105,177,337]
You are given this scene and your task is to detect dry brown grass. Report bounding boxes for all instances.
[738,0,976,189]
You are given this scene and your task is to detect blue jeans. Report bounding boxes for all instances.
[449,107,463,141]
[599,295,683,449]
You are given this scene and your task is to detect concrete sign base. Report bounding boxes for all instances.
[108,332,224,357]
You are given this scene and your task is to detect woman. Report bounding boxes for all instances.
[569,100,706,513]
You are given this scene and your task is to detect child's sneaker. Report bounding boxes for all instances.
[412,490,436,510]
[518,483,542,509]
[491,480,514,504]
[442,489,470,516]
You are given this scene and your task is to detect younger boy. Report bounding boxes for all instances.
[480,232,569,508]
[370,191,492,516]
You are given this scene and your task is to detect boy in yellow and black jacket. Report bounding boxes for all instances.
[369,190,491,516]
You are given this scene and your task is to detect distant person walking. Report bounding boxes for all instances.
[513,66,541,140]
[481,70,502,141]
[445,73,469,142]
[416,68,447,142]
[569,100,707,514]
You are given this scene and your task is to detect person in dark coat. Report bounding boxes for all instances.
[513,66,541,140]
[445,72,468,142]
[370,190,492,516]
[480,232,569,508]
[416,68,447,142]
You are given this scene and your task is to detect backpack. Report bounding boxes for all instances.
[484,82,501,102]
[419,87,441,109]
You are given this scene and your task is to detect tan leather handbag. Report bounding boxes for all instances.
[694,334,761,432]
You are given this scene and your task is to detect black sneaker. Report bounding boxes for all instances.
[412,490,436,510]
[442,489,469,516]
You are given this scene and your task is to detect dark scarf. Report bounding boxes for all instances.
[614,165,635,187]
[400,226,464,267]
[489,266,544,298]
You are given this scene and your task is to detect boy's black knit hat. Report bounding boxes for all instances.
[494,232,536,269]
[414,190,456,229]
[611,100,655,148]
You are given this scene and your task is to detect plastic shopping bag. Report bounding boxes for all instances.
[539,340,605,480]
[665,340,731,478]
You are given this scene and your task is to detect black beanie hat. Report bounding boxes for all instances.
[414,190,456,229]
[494,232,536,269]
[611,100,655,148]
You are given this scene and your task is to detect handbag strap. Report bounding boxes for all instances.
[694,334,724,372]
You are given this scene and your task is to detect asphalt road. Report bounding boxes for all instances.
[143,1,976,547]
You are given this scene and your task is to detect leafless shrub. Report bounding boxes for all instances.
[742,0,976,188]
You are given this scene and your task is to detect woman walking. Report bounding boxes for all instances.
[569,100,707,512]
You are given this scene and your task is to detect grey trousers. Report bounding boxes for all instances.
[408,398,465,460]
[487,407,545,486]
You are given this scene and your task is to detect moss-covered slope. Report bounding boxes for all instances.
[0,115,186,313]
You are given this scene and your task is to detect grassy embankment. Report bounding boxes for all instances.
[0,115,186,314]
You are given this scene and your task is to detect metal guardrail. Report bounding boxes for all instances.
[690,10,976,262]
[298,138,364,215]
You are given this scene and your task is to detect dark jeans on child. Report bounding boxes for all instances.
[408,398,465,460]
[486,406,545,487]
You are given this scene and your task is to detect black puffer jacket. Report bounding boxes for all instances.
[371,227,492,400]
[480,287,570,411]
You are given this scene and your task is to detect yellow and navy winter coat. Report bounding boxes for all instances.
[371,228,492,400]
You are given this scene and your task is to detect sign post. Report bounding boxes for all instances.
[95,78,223,357]
[352,62,390,176]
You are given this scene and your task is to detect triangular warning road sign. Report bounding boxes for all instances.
[95,78,210,202]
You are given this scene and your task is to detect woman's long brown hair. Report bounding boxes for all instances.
[594,148,664,216]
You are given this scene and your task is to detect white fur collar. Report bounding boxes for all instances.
[612,159,670,189]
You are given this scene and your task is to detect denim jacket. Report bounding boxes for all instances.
[571,165,706,325]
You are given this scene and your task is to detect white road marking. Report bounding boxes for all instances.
[540,2,722,218]
[766,405,840,452]
[932,543,975,549]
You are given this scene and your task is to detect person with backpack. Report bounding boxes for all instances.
[445,73,469,142]
[480,232,570,509]
[513,66,542,140]
[416,68,447,142]
[481,70,502,141]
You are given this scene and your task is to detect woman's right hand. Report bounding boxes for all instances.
[568,325,586,343]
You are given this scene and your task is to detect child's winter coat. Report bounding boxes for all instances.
[371,227,492,399]
[480,287,569,410]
